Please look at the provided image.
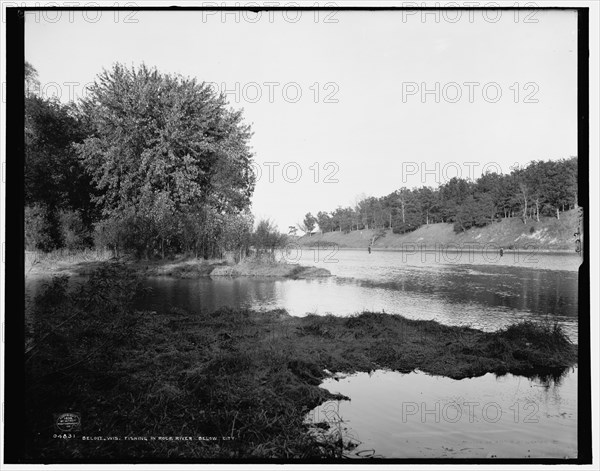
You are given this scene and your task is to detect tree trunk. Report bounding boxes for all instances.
[556,207,560,219]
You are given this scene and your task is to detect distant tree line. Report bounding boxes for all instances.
[24,62,285,259]
[305,158,578,235]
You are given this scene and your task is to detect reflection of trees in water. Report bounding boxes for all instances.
[141,277,282,315]
[351,265,577,318]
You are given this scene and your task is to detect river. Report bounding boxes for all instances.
[136,249,581,459]
[25,249,581,459]
[135,249,580,342]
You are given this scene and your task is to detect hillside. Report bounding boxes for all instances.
[296,210,581,252]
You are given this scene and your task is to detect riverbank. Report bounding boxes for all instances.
[26,253,331,280]
[23,263,577,461]
[297,210,581,252]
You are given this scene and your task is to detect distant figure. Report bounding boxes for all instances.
[368,246,371,254]
[499,248,504,257]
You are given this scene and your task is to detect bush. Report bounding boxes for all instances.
[25,204,60,251]
[94,214,157,259]
[59,209,92,250]
[392,222,418,234]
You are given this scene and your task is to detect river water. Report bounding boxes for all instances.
[135,249,580,459]
[307,367,578,459]
[26,249,581,459]
[134,249,580,342]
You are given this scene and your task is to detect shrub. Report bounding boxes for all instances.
[24,204,60,251]
[392,222,418,234]
[59,209,92,250]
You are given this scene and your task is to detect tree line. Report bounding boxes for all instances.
[25,62,285,259]
[301,157,578,235]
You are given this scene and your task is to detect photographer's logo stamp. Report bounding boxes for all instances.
[54,412,81,432]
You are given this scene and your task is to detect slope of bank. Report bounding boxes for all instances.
[297,210,580,252]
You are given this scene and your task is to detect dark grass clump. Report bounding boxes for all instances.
[23,264,578,462]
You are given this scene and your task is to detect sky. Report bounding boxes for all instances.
[24,8,578,231]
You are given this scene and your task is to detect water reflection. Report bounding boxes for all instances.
[307,368,578,459]
[26,251,580,342]
[135,267,578,342]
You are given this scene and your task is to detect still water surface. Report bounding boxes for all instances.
[307,368,577,459]
[137,249,580,341]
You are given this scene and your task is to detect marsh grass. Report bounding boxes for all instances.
[23,262,577,462]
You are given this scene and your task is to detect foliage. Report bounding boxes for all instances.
[305,157,578,235]
[252,219,288,258]
[24,63,96,251]
[76,63,255,218]
[301,212,317,234]
[25,95,93,215]
[73,63,256,258]
[25,61,258,259]
[25,204,60,251]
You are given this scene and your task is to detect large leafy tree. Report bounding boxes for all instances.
[25,96,91,212]
[76,64,255,220]
[25,62,96,250]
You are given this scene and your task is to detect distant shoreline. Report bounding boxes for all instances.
[296,245,578,255]
[294,210,581,254]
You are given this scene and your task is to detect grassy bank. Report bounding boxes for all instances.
[26,252,331,280]
[297,210,580,252]
[23,263,577,462]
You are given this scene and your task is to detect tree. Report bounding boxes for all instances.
[541,159,575,219]
[396,188,410,224]
[316,211,333,233]
[219,212,253,262]
[301,212,317,234]
[25,60,40,97]
[25,63,96,250]
[415,187,438,225]
[76,63,256,258]
[253,219,286,259]
[301,158,578,237]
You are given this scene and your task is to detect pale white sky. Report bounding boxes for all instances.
[25,9,578,231]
